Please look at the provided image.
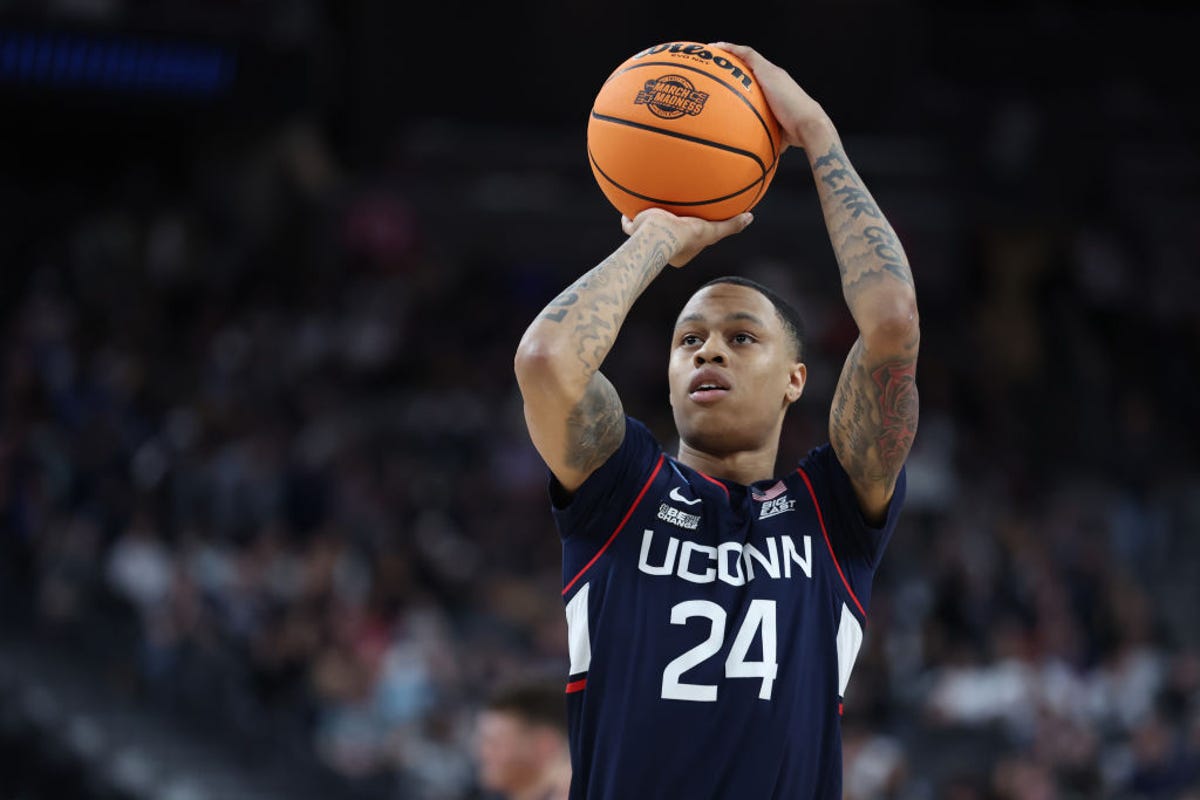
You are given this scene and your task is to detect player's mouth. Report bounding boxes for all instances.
[688,369,731,404]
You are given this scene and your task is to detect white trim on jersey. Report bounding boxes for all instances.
[566,582,592,675]
[835,602,864,698]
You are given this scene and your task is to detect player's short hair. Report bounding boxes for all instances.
[484,676,568,736]
[698,275,806,361]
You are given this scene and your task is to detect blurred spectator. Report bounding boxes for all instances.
[470,677,571,800]
[842,723,908,800]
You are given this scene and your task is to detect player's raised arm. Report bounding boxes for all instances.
[716,43,920,525]
[514,210,752,493]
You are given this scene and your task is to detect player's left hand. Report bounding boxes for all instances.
[709,42,831,153]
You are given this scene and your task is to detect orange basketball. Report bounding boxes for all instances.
[587,41,782,221]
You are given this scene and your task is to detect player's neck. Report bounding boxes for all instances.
[675,441,779,486]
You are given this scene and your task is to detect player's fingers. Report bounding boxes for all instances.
[710,42,762,65]
[714,212,754,240]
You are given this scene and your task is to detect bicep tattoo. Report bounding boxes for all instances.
[831,339,919,490]
[564,372,625,474]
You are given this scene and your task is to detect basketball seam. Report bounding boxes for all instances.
[590,111,768,174]
[748,156,780,208]
[588,146,765,208]
[608,60,779,161]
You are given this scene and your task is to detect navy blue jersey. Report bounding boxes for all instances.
[550,416,906,800]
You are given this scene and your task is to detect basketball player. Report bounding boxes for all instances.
[474,677,572,800]
[514,42,919,798]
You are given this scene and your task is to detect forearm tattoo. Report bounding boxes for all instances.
[811,146,914,296]
[531,223,676,471]
[814,145,920,492]
[538,223,677,375]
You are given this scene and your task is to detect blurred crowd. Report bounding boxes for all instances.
[3,33,1200,800]
[1,116,571,799]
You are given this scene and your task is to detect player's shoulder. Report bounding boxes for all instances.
[622,414,661,447]
[796,441,839,477]
[553,414,665,505]
[549,413,672,539]
[611,414,668,471]
[789,441,852,510]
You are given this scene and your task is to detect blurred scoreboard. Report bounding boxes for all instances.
[0,29,235,98]
[0,5,316,133]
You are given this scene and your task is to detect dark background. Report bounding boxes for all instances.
[2,2,1199,799]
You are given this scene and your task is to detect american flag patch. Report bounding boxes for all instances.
[751,481,787,502]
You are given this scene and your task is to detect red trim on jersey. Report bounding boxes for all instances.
[562,454,665,596]
[838,702,844,716]
[565,678,587,694]
[796,466,867,620]
[696,470,730,500]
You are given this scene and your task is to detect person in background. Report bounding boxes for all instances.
[473,677,571,800]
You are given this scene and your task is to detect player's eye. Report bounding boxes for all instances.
[680,334,703,347]
[732,333,756,345]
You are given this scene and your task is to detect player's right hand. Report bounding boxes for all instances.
[621,208,754,268]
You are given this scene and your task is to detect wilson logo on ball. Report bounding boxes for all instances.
[634,75,709,119]
[633,42,754,90]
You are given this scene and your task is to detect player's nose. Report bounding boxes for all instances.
[694,339,727,366]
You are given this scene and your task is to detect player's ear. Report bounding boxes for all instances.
[785,362,807,404]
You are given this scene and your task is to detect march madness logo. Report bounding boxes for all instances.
[634,75,709,119]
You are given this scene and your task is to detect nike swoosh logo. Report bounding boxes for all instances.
[668,487,702,506]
